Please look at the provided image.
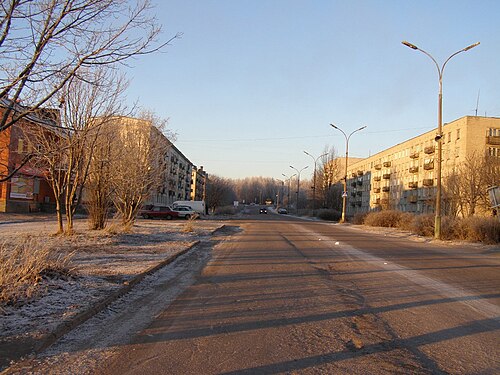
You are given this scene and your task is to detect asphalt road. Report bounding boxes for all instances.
[94,208,500,374]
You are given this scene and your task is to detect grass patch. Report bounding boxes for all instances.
[0,237,74,307]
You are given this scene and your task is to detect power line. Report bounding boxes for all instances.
[176,127,433,144]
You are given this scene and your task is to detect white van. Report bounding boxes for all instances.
[173,200,206,214]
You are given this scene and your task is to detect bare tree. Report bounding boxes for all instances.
[26,68,127,233]
[206,175,236,212]
[0,0,181,181]
[444,152,500,217]
[109,112,172,227]
[315,146,341,209]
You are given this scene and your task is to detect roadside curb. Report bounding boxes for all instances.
[5,224,227,370]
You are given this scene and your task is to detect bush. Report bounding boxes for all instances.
[351,212,368,225]
[317,209,341,221]
[0,237,74,307]
[458,217,500,244]
[409,214,434,237]
[364,210,405,228]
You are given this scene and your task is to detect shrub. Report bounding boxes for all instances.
[0,237,74,307]
[364,210,404,228]
[410,214,434,237]
[351,212,368,225]
[317,209,342,221]
[459,217,500,244]
[214,206,237,215]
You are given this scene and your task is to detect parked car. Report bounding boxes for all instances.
[139,205,179,220]
[277,208,288,214]
[259,208,267,214]
[173,206,197,219]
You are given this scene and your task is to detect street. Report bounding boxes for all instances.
[8,208,500,374]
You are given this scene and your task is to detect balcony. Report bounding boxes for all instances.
[410,152,419,159]
[409,166,419,173]
[424,146,435,154]
[408,195,417,203]
[356,191,362,196]
[408,181,418,189]
[374,164,382,170]
[374,176,381,182]
[423,179,434,187]
[486,136,500,145]
[351,172,357,178]
[383,173,391,179]
[383,161,391,167]
[381,199,389,205]
[424,161,434,170]
[357,170,363,176]
[374,198,380,205]
[382,186,390,192]
[351,182,357,187]
[373,187,381,193]
[356,180,363,186]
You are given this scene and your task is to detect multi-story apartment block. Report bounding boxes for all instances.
[191,166,208,201]
[342,116,500,217]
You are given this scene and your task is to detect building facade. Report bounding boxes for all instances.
[190,166,208,201]
[0,101,58,212]
[342,116,500,217]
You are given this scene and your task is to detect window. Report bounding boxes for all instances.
[448,132,451,143]
[489,147,500,157]
[456,128,460,140]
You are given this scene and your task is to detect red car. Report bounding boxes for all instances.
[139,205,179,220]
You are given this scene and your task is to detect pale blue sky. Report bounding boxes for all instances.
[125,0,500,180]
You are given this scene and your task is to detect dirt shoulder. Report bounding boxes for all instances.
[0,217,225,372]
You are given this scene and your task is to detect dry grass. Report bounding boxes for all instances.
[182,214,200,233]
[0,237,74,307]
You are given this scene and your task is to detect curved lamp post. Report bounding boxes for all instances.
[304,151,328,216]
[402,40,480,239]
[329,124,366,223]
[282,173,296,210]
[289,165,308,215]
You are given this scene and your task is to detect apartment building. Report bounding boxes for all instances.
[342,116,500,216]
[191,166,208,201]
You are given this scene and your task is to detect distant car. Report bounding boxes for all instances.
[277,208,288,214]
[173,206,197,219]
[259,208,267,214]
[139,205,179,220]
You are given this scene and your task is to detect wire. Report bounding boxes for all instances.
[176,127,433,143]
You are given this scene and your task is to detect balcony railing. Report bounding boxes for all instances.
[408,182,418,189]
[382,186,390,192]
[374,176,381,182]
[408,195,417,203]
[383,173,391,179]
[373,187,381,193]
[423,179,434,187]
[486,136,500,145]
[410,152,419,159]
[356,180,363,186]
[424,146,435,154]
[383,161,391,167]
[374,198,380,205]
[424,161,434,170]
[409,166,419,173]
[374,164,382,170]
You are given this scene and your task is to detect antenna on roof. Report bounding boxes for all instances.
[475,89,480,116]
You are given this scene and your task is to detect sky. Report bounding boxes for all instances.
[123,0,500,180]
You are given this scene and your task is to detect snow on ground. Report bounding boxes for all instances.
[0,216,223,356]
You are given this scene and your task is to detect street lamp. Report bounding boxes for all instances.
[282,173,296,210]
[329,124,366,223]
[304,151,328,216]
[290,165,309,215]
[402,40,480,239]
